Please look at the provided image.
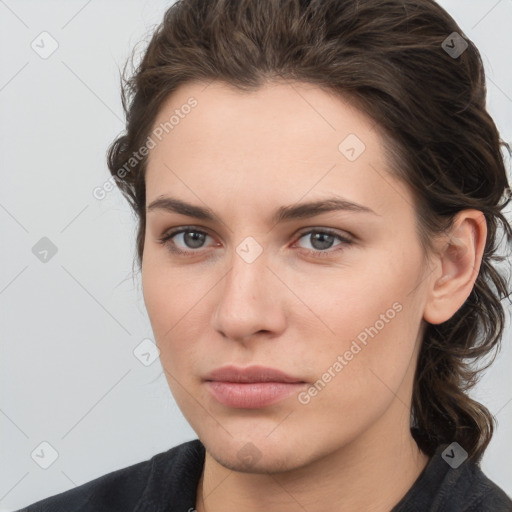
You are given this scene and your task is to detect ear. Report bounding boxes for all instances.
[423,210,487,325]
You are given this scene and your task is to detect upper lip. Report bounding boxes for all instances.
[204,365,305,383]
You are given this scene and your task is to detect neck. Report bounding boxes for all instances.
[195,404,430,512]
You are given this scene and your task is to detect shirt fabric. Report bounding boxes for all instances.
[16,439,512,511]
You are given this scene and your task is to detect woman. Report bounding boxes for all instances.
[18,0,512,510]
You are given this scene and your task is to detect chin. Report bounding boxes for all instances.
[209,443,308,474]
[201,428,319,475]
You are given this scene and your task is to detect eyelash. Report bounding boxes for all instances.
[157,226,353,258]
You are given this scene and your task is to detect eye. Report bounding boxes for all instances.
[293,228,353,258]
[158,227,215,255]
[157,226,353,258]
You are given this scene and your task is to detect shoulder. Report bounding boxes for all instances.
[431,452,512,512]
[15,439,205,512]
[454,462,512,512]
[393,443,512,512]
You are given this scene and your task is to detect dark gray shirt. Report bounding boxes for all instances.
[16,439,512,511]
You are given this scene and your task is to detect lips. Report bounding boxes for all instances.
[203,365,307,409]
[203,364,305,384]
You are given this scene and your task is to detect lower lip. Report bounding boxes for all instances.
[205,381,306,409]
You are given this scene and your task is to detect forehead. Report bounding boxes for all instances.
[145,80,412,222]
[149,79,377,154]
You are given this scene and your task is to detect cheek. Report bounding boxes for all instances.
[141,255,207,375]
[141,268,173,336]
[305,254,424,399]
[141,249,194,336]
[302,309,420,436]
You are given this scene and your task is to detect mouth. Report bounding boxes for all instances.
[203,365,307,409]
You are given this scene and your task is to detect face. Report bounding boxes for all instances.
[142,80,431,473]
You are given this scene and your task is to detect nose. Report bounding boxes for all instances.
[210,246,287,343]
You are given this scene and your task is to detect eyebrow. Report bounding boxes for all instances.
[146,195,378,224]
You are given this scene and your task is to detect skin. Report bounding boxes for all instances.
[142,80,487,512]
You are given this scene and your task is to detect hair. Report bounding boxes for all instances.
[107,0,512,463]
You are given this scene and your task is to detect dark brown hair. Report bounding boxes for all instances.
[107,0,512,463]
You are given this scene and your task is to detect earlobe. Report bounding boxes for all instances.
[423,210,487,325]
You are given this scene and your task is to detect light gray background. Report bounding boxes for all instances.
[1,1,511,510]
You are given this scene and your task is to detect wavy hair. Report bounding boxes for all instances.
[106,0,512,463]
